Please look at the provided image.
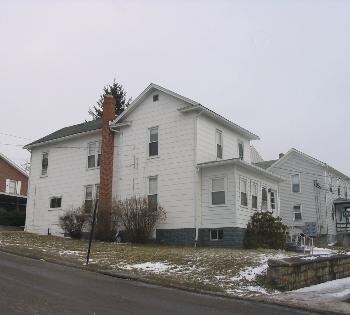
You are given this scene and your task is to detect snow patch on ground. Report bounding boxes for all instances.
[293,277,350,295]
[123,262,173,273]
[59,250,82,256]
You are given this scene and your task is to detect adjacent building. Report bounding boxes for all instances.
[255,148,350,245]
[24,83,282,246]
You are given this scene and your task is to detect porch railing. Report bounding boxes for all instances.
[336,222,350,233]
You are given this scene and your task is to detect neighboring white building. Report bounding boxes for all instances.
[255,148,350,245]
[24,83,282,246]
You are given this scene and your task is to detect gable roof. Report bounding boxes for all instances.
[254,159,277,170]
[111,83,259,141]
[250,145,264,163]
[260,148,350,180]
[0,152,28,177]
[24,119,102,149]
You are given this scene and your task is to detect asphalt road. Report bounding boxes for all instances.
[0,251,316,315]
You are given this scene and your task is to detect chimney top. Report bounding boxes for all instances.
[279,153,285,159]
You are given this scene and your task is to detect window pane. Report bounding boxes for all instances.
[262,187,267,201]
[9,181,17,194]
[217,144,222,159]
[85,200,93,213]
[238,142,244,160]
[252,196,258,209]
[88,155,95,168]
[50,197,62,208]
[150,127,158,142]
[88,142,96,155]
[149,177,158,195]
[212,178,224,192]
[240,179,247,193]
[148,194,157,209]
[212,191,225,205]
[85,185,93,200]
[216,130,222,145]
[149,142,158,156]
[241,192,248,206]
[218,229,223,240]
[210,230,218,240]
[251,182,258,196]
[42,153,48,175]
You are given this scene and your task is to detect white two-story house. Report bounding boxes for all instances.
[24,83,282,246]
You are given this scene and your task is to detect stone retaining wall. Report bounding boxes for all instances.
[267,254,350,291]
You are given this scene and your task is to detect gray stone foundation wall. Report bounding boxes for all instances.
[156,227,246,247]
[267,254,350,291]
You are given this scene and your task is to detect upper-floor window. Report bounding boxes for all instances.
[251,181,258,209]
[261,187,268,210]
[6,179,20,195]
[153,94,159,102]
[216,129,223,159]
[345,187,348,199]
[238,141,244,160]
[291,174,300,193]
[270,189,277,211]
[148,176,158,206]
[41,152,48,176]
[211,177,225,205]
[293,204,302,221]
[50,197,62,209]
[240,178,248,207]
[87,141,101,169]
[149,127,159,157]
[338,186,341,196]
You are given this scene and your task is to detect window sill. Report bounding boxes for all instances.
[40,175,48,178]
[86,166,100,171]
[48,208,63,211]
[209,204,227,208]
[210,239,224,241]
[147,156,160,160]
[240,204,248,209]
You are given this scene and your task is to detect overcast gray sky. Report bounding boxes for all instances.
[1,0,349,174]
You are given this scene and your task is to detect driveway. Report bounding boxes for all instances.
[0,251,315,315]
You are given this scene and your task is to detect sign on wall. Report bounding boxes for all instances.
[343,208,350,218]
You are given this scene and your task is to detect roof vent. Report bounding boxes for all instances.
[279,153,284,159]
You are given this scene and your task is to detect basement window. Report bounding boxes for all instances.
[210,229,223,241]
[50,197,62,209]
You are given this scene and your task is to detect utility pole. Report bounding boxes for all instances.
[86,199,99,265]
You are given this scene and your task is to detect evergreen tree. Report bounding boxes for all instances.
[88,79,132,120]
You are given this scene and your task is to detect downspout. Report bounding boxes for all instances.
[194,109,204,247]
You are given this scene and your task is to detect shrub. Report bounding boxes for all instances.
[59,206,91,239]
[0,208,25,226]
[113,196,166,243]
[243,211,288,249]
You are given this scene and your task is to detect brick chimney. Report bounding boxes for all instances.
[99,95,116,211]
[279,153,284,159]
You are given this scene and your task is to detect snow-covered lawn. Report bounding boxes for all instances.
[0,231,347,297]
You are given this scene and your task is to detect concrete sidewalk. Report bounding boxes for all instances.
[256,277,350,314]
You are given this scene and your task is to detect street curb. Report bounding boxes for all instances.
[0,248,343,314]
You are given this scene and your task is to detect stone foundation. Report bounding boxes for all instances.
[267,254,350,291]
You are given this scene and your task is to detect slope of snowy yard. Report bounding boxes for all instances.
[0,231,347,297]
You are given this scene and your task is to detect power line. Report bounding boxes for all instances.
[0,131,33,141]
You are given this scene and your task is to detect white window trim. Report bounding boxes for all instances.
[147,175,158,200]
[261,185,268,211]
[270,189,278,212]
[239,176,248,208]
[215,129,223,160]
[250,180,259,210]
[87,141,101,170]
[291,174,301,193]
[148,126,159,159]
[49,196,63,210]
[293,203,303,222]
[210,176,227,207]
[41,151,49,177]
[210,229,224,241]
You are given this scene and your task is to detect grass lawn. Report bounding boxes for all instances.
[0,231,304,296]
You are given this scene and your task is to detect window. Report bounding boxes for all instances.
[210,229,223,240]
[41,152,48,176]
[261,187,268,210]
[148,176,158,206]
[87,142,101,169]
[50,197,62,209]
[291,174,300,193]
[293,204,302,221]
[211,178,225,205]
[8,180,17,194]
[251,182,258,209]
[238,141,244,160]
[270,190,277,211]
[153,94,159,102]
[338,186,341,196]
[149,127,159,156]
[345,188,348,199]
[216,129,223,159]
[85,185,93,212]
[240,178,248,207]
